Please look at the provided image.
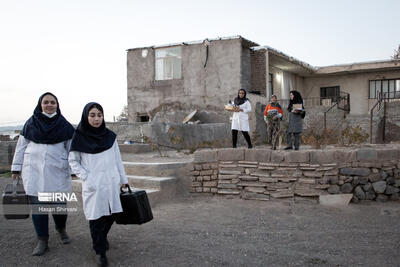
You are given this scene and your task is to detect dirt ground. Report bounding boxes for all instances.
[1,176,400,267]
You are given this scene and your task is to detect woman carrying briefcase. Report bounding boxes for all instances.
[68,102,129,267]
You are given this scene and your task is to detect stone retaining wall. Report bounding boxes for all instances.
[191,146,400,202]
[0,141,17,172]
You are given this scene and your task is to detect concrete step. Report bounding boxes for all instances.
[123,161,192,177]
[126,175,177,191]
[71,179,161,207]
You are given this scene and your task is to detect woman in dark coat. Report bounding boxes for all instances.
[284,90,305,150]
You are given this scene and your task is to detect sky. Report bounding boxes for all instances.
[0,0,399,126]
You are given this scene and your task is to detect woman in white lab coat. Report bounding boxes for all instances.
[11,92,75,256]
[68,102,128,267]
[231,89,253,148]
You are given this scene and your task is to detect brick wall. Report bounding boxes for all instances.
[191,147,400,202]
[250,50,266,95]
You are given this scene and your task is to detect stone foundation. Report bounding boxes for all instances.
[191,146,400,202]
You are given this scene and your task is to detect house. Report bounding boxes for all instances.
[126,36,400,132]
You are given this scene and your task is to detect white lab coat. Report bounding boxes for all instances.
[11,135,72,196]
[231,100,251,132]
[68,141,128,220]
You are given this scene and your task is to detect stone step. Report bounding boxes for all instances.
[123,161,192,177]
[71,179,161,207]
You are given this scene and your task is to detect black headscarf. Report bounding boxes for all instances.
[69,102,116,154]
[288,90,304,112]
[234,89,250,106]
[21,92,74,144]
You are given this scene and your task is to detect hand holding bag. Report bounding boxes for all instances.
[116,186,153,225]
[2,178,30,219]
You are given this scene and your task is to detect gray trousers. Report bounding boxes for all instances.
[286,132,301,149]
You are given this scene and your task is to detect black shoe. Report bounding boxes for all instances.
[284,147,293,150]
[248,145,253,149]
[32,239,49,256]
[272,146,276,150]
[57,228,71,244]
[295,147,299,151]
[96,253,108,267]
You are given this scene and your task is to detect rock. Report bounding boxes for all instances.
[351,176,360,186]
[319,194,353,206]
[385,185,400,195]
[344,176,353,183]
[270,190,294,198]
[372,181,387,194]
[368,173,381,183]
[359,177,369,185]
[363,183,372,192]
[376,194,388,202]
[386,177,395,185]
[328,185,340,194]
[354,186,366,200]
[381,171,388,180]
[329,176,339,185]
[365,191,376,200]
[339,168,371,176]
[341,183,353,193]
[351,195,360,203]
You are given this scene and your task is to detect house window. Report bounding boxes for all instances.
[155,47,182,80]
[369,79,400,99]
[268,73,274,95]
[320,86,340,102]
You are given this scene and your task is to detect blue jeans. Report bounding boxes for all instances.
[28,196,67,239]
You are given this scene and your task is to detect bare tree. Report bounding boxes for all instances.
[116,105,128,122]
[392,45,400,60]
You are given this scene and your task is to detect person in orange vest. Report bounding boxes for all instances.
[264,95,283,150]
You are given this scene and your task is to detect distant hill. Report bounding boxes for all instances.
[0,125,23,132]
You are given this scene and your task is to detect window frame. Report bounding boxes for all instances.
[154,46,182,81]
[320,86,340,103]
[369,78,400,99]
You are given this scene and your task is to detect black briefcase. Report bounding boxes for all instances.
[116,187,153,225]
[2,178,30,219]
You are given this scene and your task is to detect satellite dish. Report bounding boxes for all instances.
[182,110,197,124]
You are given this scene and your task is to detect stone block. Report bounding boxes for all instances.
[310,150,335,165]
[195,187,203,192]
[217,148,245,161]
[192,171,200,176]
[319,194,353,206]
[200,170,213,176]
[194,149,217,163]
[376,149,398,162]
[203,187,211,193]
[298,178,316,184]
[372,181,387,194]
[270,151,284,162]
[210,188,218,193]
[217,189,240,195]
[245,149,271,163]
[295,189,322,197]
[239,175,258,181]
[303,172,323,178]
[340,183,353,193]
[376,194,388,202]
[218,174,238,180]
[385,185,399,195]
[237,181,267,187]
[354,186,366,200]
[334,149,356,162]
[270,190,294,198]
[203,176,211,181]
[356,149,377,162]
[251,172,270,177]
[192,182,202,187]
[278,177,298,182]
[219,170,241,175]
[242,192,270,201]
[327,185,340,194]
[339,168,371,177]
[284,151,310,163]
[217,183,237,189]
[244,187,266,193]
[259,177,278,183]
[314,184,330,189]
